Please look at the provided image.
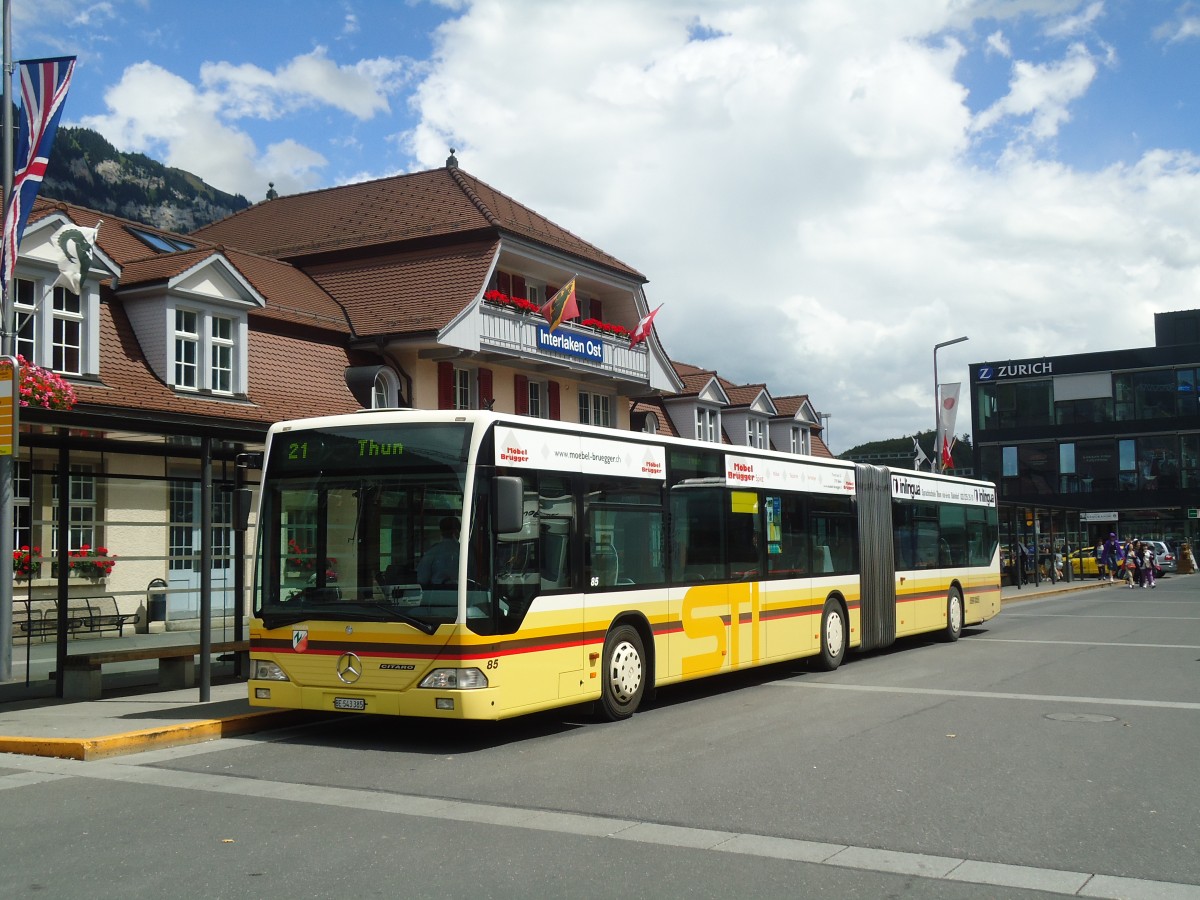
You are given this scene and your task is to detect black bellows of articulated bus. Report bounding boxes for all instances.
[855,464,897,652]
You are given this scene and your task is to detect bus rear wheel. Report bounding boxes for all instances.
[944,588,963,642]
[818,598,845,671]
[599,624,646,721]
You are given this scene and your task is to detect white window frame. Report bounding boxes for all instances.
[527,379,548,419]
[12,275,99,376]
[210,315,234,394]
[452,366,474,410]
[696,406,719,443]
[579,391,612,427]
[747,417,766,449]
[169,303,247,395]
[51,464,97,554]
[372,368,401,409]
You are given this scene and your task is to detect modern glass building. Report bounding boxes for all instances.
[970,309,1200,574]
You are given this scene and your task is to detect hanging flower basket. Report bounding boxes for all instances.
[0,355,77,410]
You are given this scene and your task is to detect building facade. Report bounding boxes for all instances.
[971,309,1200,561]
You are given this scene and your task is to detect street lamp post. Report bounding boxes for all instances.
[933,336,969,472]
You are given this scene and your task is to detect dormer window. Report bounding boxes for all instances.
[696,406,720,443]
[14,276,97,377]
[170,305,244,395]
[747,418,766,449]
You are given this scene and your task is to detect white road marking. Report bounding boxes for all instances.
[1,753,1198,898]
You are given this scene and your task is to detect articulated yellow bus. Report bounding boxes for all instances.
[248,411,1000,720]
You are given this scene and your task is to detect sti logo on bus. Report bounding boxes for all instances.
[977,360,1053,381]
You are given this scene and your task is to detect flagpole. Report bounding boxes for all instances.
[933,336,968,473]
[1,0,14,681]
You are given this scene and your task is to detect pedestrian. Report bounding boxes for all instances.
[1017,541,1030,585]
[1095,538,1106,580]
[1139,542,1156,589]
[1122,540,1136,588]
[1101,532,1120,583]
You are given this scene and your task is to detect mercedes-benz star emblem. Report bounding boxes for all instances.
[335,651,362,684]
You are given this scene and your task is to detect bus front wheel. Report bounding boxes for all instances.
[818,599,845,671]
[599,624,646,720]
[944,588,963,642]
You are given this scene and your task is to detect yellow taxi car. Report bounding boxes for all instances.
[1068,548,1100,577]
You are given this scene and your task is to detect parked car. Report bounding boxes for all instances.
[1068,548,1099,578]
[1142,540,1175,574]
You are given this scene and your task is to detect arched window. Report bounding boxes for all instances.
[372,368,400,409]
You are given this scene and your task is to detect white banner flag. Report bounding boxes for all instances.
[939,382,961,445]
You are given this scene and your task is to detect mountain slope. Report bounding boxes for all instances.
[41,126,252,233]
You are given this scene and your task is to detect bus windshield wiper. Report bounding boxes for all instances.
[334,602,440,635]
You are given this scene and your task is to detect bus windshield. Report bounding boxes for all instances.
[254,422,477,632]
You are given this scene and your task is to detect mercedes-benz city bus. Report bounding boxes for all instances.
[248,410,1000,720]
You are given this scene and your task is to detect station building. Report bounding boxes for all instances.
[6,155,828,697]
[970,309,1200,564]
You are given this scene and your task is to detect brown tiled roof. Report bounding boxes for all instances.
[772,394,811,418]
[722,382,769,409]
[629,399,678,438]
[193,166,645,280]
[307,240,498,337]
[30,198,351,336]
[70,294,360,426]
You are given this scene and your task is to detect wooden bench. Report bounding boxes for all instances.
[61,640,249,700]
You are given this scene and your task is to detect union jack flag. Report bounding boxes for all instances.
[1,56,76,304]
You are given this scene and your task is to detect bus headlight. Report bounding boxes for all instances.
[253,660,290,681]
[419,668,488,689]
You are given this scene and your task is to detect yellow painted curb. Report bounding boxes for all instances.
[0,709,311,760]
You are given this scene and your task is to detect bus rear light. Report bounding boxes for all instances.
[253,660,290,681]
[419,667,488,690]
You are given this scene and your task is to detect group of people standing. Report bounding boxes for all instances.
[1095,532,1157,589]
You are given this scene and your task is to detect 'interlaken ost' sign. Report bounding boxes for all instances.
[537,325,605,363]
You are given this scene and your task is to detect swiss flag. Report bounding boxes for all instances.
[630,304,663,348]
[941,431,954,470]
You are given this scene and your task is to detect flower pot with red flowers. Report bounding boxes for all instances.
[13,545,41,579]
[63,545,117,580]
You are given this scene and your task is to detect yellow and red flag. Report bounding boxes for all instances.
[539,277,579,331]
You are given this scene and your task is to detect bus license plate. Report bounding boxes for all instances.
[333,697,366,711]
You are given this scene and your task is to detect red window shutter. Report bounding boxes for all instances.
[514,374,528,415]
[548,381,560,420]
[512,275,527,299]
[590,299,602,322]
[478,367,493,409]
[438,362,454,410]
[497,272,511,295]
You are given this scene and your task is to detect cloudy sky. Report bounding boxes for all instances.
[13,0,1200,453]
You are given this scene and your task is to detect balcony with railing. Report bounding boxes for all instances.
[478,298,649,383]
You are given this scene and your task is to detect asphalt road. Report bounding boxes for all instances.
[2,577,1198,899]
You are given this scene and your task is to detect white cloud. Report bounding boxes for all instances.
[401,0,1200,451]
[200,47,409,120]
[986,30,1012,57]
[79,62,322,198]
[972,42,1098,140]
[1045,0,1104,38]
[1154,13,1200,44]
